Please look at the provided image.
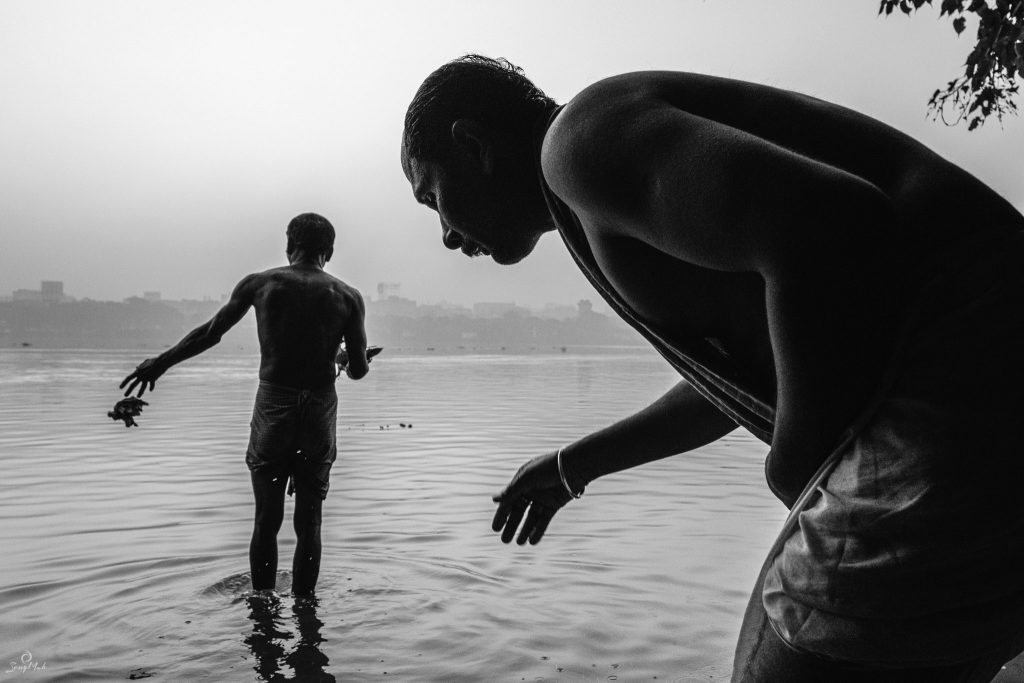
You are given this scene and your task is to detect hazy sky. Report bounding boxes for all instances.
[2,0,1022,308]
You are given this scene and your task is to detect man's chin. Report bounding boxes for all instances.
[489,239,540,265]
[489,249,528,265]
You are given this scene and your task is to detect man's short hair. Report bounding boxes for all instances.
[286,213,336,256]
[403,54,556,162]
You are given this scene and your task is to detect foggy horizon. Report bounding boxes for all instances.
[3,1,1023,308]
[2,274,609,310]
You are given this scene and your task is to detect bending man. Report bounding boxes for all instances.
[401,55,1024,680]
[120,212,370,597]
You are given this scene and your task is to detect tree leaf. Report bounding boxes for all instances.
[940,0,965,16]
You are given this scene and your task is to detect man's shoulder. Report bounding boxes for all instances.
[314,273,364,311]
[237,266,287,292]
[544,73,646,158]
[329,276,364,302]
[244,267,360,298]
[541,73,669,220]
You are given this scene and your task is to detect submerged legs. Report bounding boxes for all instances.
[250,471,288,591]
[291,479,324,596]
[249,469,324,596]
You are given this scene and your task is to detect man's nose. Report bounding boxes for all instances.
[441,226,463,250]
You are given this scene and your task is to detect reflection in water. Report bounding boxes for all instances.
[245,593,335,682]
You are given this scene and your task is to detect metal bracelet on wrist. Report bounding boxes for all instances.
[557,446,584,499]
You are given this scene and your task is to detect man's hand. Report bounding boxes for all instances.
[120,358,166,397]
[492,451,574,545]
[336,345,382,378]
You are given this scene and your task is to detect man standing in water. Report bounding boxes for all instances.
[120,212,371,596]
[401,55,1024,680]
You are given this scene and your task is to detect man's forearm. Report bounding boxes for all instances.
[153,321,222,370]
[562,380,737,490]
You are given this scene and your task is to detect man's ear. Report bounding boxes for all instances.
[323,247,334,264]
[450,119,494,174]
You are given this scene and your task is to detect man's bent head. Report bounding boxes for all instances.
[401,55,557,265]
[287,212,335,263]
[403,54,554,165]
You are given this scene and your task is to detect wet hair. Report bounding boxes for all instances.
[403,54,556,163]
[286,212,335,256]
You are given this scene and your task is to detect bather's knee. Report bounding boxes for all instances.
[294,520,321,541]
[253,505,285,536]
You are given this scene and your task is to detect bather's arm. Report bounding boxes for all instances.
[563,380,736,488]
[492,380,736,545]
[120,275,257,396]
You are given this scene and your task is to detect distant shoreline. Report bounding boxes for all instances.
[0,342,652,356]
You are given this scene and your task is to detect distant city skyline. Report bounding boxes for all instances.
[2,277,610,314]
[1,277,635,350]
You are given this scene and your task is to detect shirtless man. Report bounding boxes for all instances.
[402,56,1024,680]
[120,212,370,596]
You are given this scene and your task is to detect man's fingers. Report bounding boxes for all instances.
[500,498,529,544]
[491,498,513,532]
[491,490,526,531]
[491,468,527,504]
[491,483,516,504]
[516,504,548,545]
[528,509,554,545]
[119,373,135,390]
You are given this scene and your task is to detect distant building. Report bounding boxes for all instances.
[163,298,224,326]
[143,291,161,302]
[11,281,72,303]
[12,289,42,302]
[377,282,402,299]
[418,301,472,318]
[473,302,527,319]
[536,303,577,320]
[370,282,423,317]
[40,281,63,302]
[370,295,419,317]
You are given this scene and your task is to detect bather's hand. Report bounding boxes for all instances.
[120,357,167,397]
[492,451,575,545]
[336,345,382,377]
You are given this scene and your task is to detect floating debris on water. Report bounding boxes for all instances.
[107,397,149,428]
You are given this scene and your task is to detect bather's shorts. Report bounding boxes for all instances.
[245,380,337,499]
[762,229,1024,667]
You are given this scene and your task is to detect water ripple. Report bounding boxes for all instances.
[0,349,784,682]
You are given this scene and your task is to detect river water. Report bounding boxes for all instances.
[0,347,785,682]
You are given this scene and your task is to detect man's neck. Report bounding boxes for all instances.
[288,250,326,269]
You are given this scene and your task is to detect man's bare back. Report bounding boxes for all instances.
[242,264,366,389]
[541,70,1024,498]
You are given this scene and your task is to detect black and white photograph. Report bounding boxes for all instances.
[2,1,1023,680]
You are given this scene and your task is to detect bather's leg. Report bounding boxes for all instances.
[291,477,324,596]
[250,470,288,591]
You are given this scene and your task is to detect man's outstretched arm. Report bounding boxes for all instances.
[492,380,737,545]
[120,275,258,396]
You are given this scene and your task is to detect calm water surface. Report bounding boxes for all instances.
[0,348,785,682]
